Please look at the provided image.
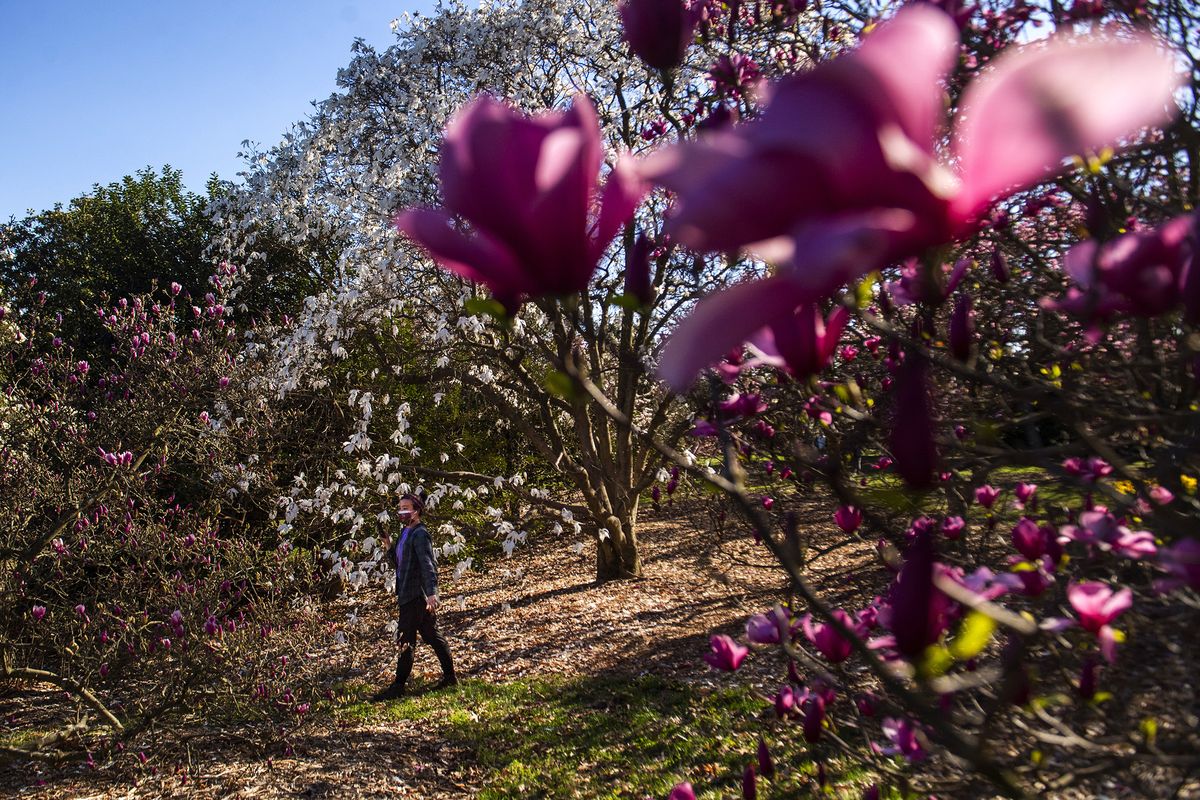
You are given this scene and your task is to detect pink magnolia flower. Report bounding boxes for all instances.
[834,505,862,533]
[772,685,799,718]
[879,717,928,763]
[644,4,1181,389]
[31,605,47,622]
[801,609,854,663]
[1068,581,1132,662]
[1054,212,1198,324]
[941,515,965,540]
[739,765,760,800]
[756,738,774,778]
[746,302,850,380]
[973,485,1002,509]
[890,354,937,488]
[1011,517,1048,561]
[703,634,749,671]
[746,606,791,644]
[880,529,955,658]
[395,95,644,312]
[1063,456,1113,483]
[718,393,767,419]
[1149,485,1175,506]
[948,293,973,361]
[1014,482,1038,509]
[668,782,697,800]
[618,0,700,72]
[802,694,826,743]
[1156,538,1200,593]
[1060,510,1157,559]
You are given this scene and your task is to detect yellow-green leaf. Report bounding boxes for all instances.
[949,610,997,660]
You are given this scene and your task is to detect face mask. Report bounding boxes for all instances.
[397,509,414,519]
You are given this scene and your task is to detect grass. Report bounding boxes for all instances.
[337,674,875,799]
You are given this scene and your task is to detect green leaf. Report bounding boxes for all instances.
[917,644,953,679]
[465,296,507,320]
[609,293,642,311]
[949,610,996,660]
[855,273,879,309]
[544,370,575,401]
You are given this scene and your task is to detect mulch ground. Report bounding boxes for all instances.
[0,495,880,798]
[5,493,1199,798]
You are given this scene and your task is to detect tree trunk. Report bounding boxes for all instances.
[594,513,642,582]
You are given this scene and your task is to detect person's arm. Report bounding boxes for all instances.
[413,526,439,610]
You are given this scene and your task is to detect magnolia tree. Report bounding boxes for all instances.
[0,269,322,765]
[626,0,1200,797]
[211,0,849,582]
[210,0,1200,794]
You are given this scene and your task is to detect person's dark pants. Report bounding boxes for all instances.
[394,596,456,687]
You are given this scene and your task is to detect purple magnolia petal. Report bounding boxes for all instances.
[394,209,528,309]
[835,505,862,533]
[802,695,826,743]
[1011,517,1046,561]
[619,0,699,72]
[850,4,960,150]
[802,609,854,663]
[890,352,937,489]
[624,233,654,305]
[953,32,1182,221]
[776,209,921,296]
[742,763,757,800]
[668,782,697,800]
[441,96,549,234]
[1098,623,1121,663]
[1158,538,1200,591]
[659,276,809,391]
[757,738,775,778]
[641,132,832,253]
[592,156,648,262]
[703,634,749,671]
[1068,581,1132,633]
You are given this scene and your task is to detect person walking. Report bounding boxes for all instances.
[372,492,457,700]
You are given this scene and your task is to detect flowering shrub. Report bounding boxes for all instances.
[0,270,320,764]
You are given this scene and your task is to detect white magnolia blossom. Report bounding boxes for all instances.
[206,0,731,587]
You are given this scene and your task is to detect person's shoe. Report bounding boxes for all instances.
[371,681,406,702]
[433,676,459,691]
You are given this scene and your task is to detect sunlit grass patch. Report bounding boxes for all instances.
[340,674,877,798]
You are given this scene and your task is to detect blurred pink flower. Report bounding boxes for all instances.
[973,485,1002,509]
[703,634,749,671]
[834,505,862,533]
[644,5,1181,388]
[395,95,644,312]
[668,782,697,800]
[618,0,700,72]
[801,609,854,663]
[1068,581,1132,662]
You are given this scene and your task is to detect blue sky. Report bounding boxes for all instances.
[1,1,436,220]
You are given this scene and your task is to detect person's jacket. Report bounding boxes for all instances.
[384,521,438,604]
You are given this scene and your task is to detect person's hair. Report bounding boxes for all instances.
[398,492,426,513]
